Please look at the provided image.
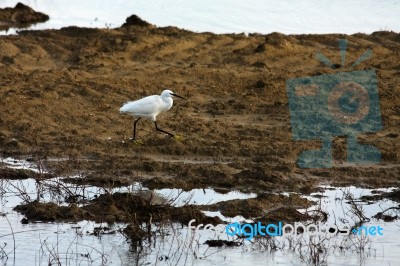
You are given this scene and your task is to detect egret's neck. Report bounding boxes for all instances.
[162,97,173,111]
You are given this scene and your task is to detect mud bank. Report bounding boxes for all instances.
[0,14,399,220]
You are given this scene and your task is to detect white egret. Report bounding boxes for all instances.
[120,89,186,140]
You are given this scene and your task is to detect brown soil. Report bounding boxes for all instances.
[13,188,317,232]
[204,193,312,218]
[0,168,32,179]
[1,14,400,227]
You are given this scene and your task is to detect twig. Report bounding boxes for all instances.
[4,215,16,263]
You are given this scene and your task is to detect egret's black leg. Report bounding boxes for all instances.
[154,122,174,138]
[133,118,141,140]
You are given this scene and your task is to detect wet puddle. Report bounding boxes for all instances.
[1,156,45,173]
[137,186,400,266]
[153,188,257,206]
[0,157,399,265]
[0,157,257,265]
[0,179,135,265]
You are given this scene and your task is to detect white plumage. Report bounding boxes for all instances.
[120,89,185,140]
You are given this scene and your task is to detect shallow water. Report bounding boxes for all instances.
[302,186,400,265]
[0,0,399,35]
[1,176,399,265]
[0,179,135,265]
[169,186,400,266]
[154,188,257,207]
[0,157,259,265]
[1,156,45,173]
[1,157,400,265]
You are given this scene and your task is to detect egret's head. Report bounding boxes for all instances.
[161,89,186,100]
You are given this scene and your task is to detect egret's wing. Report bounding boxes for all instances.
[120,95,161,116]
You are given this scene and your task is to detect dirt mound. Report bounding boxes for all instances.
[0,168,32,179]
[14,191,223,226]
[204,193,312,218]
[122,14,153,28]
[0,13,399,197]
[14,201,85,222]
[0,3,49,31]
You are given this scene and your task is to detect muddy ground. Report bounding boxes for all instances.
[0,13,399,226]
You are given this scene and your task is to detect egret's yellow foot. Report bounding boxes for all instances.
[173,135,183,141]
[131,139,144,145]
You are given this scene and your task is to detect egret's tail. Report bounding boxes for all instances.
[119,102,132,113]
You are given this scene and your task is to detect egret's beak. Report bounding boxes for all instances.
[171,93,186,100]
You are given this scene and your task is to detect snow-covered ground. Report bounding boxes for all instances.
[0,0,399,34]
